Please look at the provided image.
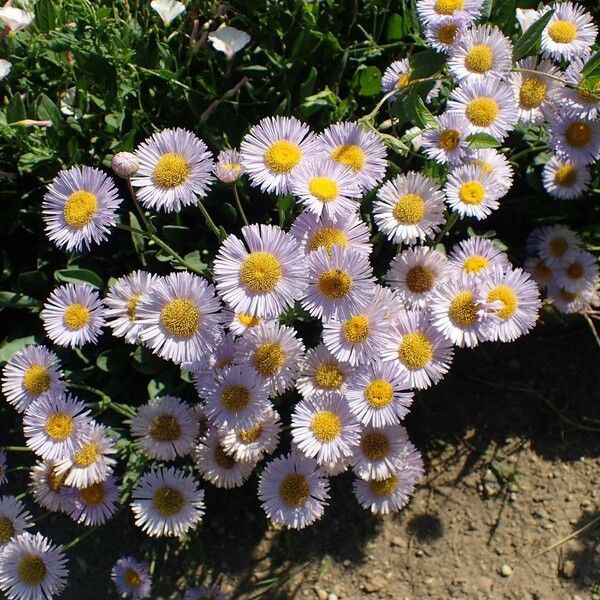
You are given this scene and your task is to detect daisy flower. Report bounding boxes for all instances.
[558,57,600,119]
[416,0,483,25]
[41,283,106,348]
[193,428,256,488]
[289,158,362,219]
[289,209,371,257]
[29,460,70,513]
[462,148,514,196]
[373,283,406,321]
[347,361,413,428]
[204,365,270,430]
[131,395,197,461]
[542,156,591,200]
[381,59,440,102]
[381,310,454,389]
[447,79,518,140]
[136,271,223,365]
[182,586,228,600]
[444,164,503,219]
[291,394,361,465]
[421,112,471,165]
[105,271,158,344]
[258,452,329,529]
[42,166,122,252]
[296,343,354,400]
[0,7,34,33]
[549,113,600,166]
[224,309,270,337]
[131,128,214,212]
[189,333,239,395]
[555,250,599,293]
[111,151,139,178]
[2,345,65,413]
[318,121,387,191]
[540,2,597,62]
[516,8,539,33]
[65,475,119,526]
[448,24,512,82]
[548,282,598,314]
[240,116,318,195]
[214,148,244,184]
[373,171,445,245]
[524,256,554,290]
[425,16,468,53]
[234,321,305,396]
[0,532,68,600]
[131,467,205,537]
[213,223,307,318]
[0,496,32,547]
[0,451,6,486]
[23,394,92,461]
[55,422,117,489]
[387,246,451,310]
[111,556,152,600]
[448,236,510,278]
[537,224,582,267]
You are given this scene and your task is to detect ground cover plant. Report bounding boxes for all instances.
[0,0,599,598]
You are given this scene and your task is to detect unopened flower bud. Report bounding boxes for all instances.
[112,152,139,178]
[214,149,244,184]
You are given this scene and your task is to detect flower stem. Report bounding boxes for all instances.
[196,200,225,241]
[232,184,249,226]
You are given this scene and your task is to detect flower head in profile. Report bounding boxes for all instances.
[208,25,251,59]
[0,6,34,33]
[215,149,244,184]
[0,60,11,81]
[151,0,185,26]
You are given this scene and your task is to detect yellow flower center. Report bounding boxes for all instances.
[126,294,141,321]
[0,516,15,544]
[221,385,251,411]
[149,414,181,442]
[253,342,286,376]
[566,261,584,280]
[214,445,236,469]
[238,313,262,327]
[80,482,106,506]
[548,20,577,44]
[438,23,458,44]
[318,268,353,300]
[152,486,184,516]
[465,44,494,74]
[22,364,51,396]
[553,164,578,187]
[330,144,366,172]
[278,473,310,507]
[48,470,66,493]
[439,129,460,151]
[216,358,233,370]
[463,255,489,273]
[224,162,242,173]
[559,288,577,302]
[364,379,394,408]
[44,412,74,441]
[264,140,302,174]
[308,177,339,202]
[549,237,567,257]
[369,475,398,497]
[392,193,426,225]
[240,251,283,293]
[123,568,141,588]
[311,410,342,442]
[63,303,90,331]
[342,314,370,344]
[314,362,345,390]
[63,190,98,229]
[398,333,433,369]
[565,122,591,148]
[237,423,263,444]
[309,227,348,254]
[153,153,190,188]
[160,298,200,339]
[361,431,390,460]
[470,158,494,175]
[395,71,412,90]
[487,284,519,320]
[405,265,435,294]
[448,290,479,327]
[465,97,499,127]
[519,77,547,109]
[18,555,47,586]
[73,441,100,468]
[459,181,485,205]
[434,0,464,15]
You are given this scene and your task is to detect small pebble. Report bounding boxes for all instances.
[500,564,513,577]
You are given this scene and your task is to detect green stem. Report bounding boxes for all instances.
[126,179,155,233]
[434,211,459,245]
[196,200,225,241]
[510,67,570,87]
[63,526,100,551]
[232,184,249,226]
[510,145,547,162]
[0,446,30,452]
[67,382,136,418]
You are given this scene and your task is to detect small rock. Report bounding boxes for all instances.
[415,549,423,557]
[561,560,577,579]
[425,577,435,586]
[391,536,407,548]
[314,587,328,600]
[328,595,338,600]
[500,564,513,577]
[343,559,351,567]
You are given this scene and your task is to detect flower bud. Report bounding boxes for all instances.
[214,149,244,184]
[111,152,139,178]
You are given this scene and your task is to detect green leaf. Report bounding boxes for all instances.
[37,94,62,128]
[402,91,437,128]
[386,13,404,41]
[466,132,501,148]
[357,66,382,96]
[183,251,208,274]
[0,291,42,311]
[299,67,318,102]
[55,268,104,290]
[17,271,48,298]
[0,336,42,364]
[96,349,126,373]
[378,133,409,157]
[409,50,446,79]
[582,51,600,79]
[7,95,26,124]
[512,9,555,62]
[34,0,56,33]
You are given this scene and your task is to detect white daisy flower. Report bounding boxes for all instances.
[208,25,251,59]
[111,556,152,600]
[548,282,598,314]
[0,451,6,486]
[182,585,228,600]
[65,475,119,526]
[0,496,32,547]
[347,361,413,428]
[462,148,514,196]
[448,236,510,278]
[421,111,471,165]
[537,224,582,267]
[516,8,539,33]
[151,0,185,26]
[373,283,406,321]
[136,272,223,365]
[524,256,554,290]
[549,113,600,166]
[41,283,106,348]
[425,16,468,53]
[555,250,599,294]
[448,24,512,82]
[23,394,92,461]
[318,121,387,191]
[540,1,597,62]
[373,171,446,245]
[558,57,600,120]
[240,116,319,195]
[0,532,68,600]
[214,149,244,184]
[444,164,503,219]
[0,7,34,32]
[105,271,158,344]
[296,343,354,400]
[42,166,122,252]
[131,467,205,537]
[188,332,239,395]
[55,422,117,489]
[381,310,454,389]
[542,155,591,200]
[319,456,352,477]
[193,427,256,488]
[447,78,518,140]
[204,365,270,430]
[213,223,308,318]
[416,0,483,25]
[2,345,65,413]
[289,158,362,219]
[291,394,361,465]
[381,59,441,102]
[131,128,214,213]
[387,246,451,310]
[234,321,305,396]
[223,309,270,337]
[29,460,70,513]
[289,210,371,257]
[258,452,329,530]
